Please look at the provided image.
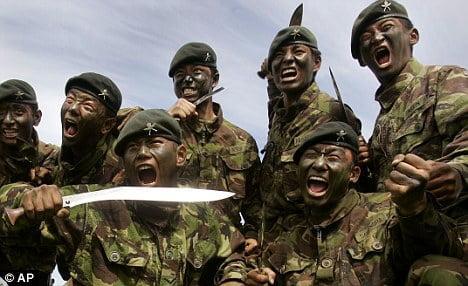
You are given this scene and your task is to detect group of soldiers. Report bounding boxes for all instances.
[0,0,467,285]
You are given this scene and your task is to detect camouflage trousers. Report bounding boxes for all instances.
[406,255,468,286]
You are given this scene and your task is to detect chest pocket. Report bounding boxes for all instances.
[95,231,150,268]
[267,242,314,285]
[346,212,388,284]
[393,95,436,153]
[220,146,257,198]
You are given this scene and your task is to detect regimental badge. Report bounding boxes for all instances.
[291,27,301,40]
[336,130,346,142]
[15,91,25,100]
[98,89,110,101]
[144,122,158,136]
[381,0,392,12]
[204,52,211,62]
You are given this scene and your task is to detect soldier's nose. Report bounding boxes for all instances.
[2,111,15,124]
[312,155,327,170]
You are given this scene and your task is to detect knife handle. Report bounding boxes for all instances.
[4,207,24,226]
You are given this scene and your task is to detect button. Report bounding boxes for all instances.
[372,240,383,251]
[321,258,333,268]
[110,251,120,262]
[166,249,174,260]
[193,258,202,269]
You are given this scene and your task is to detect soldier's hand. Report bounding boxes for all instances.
[219,282,245,286]
[426,161,463,204]
[30,167,53,186]
[358,135,370,165]
[21,185,69,221]
[385,154,431,216]
[244,238,259,255]
[167,98,197,120]
[246,268,276,285]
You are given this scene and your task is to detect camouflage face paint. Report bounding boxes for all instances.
[123,136,179,188]
[172,64,216,103]
[60,88,109,148]
[359,18,416,84]
[298,143,354,209]
[0,102,37,146]
[271,43,318,98]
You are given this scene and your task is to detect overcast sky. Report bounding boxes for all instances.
[0,0,467,151]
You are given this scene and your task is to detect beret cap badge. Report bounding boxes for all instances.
[204,52,211,62]
[98,89,109,101]
[15,91,25,100]
[381,0,392,12]
[144,122,158,136]
[336,130,347,142]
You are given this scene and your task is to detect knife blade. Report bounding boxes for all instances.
[5,186,234,225]
[328,67,353,129]
[193,87,225,106]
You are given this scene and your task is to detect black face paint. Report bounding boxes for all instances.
[0,102,36,147]
[359,18,415,84]
[298,144,355,209]
[271,43,318,97]
[172,64,216,103]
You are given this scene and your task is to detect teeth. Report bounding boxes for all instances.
[282,68,296,76]
[308,176,327,183]
[138,165,152,171]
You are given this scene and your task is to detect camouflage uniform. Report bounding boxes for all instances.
[0,130,58,187]
[52,135,123,186]
[368,59,468,259]
[258,189,463,285]
[242,83,360,238]
[0,183,247,285]
[178,103,259,228]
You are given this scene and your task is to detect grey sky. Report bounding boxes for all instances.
[0,0,467,151]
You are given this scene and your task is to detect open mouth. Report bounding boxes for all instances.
[2,128,18,139]
[374,47,391,67]
[64,119,78,137]
[281,67,297,81]
[137,165,158,185]
[182,87,197,98]
[306,176,328,197]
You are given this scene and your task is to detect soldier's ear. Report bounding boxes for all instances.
[176,144,187,167]
[33,109,42,126]
[211,69,219,89]
[409,27,419,46]
[349,164,361,183]
[312,53,322,73]
[101,117,116,135]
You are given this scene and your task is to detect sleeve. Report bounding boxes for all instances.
[434,67,468,191]
[389,201,464,278]
[213,210,248,284]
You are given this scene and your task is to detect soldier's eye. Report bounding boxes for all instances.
[360,32,371,43]
[382,24,393,31]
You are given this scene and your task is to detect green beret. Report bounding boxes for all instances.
[293,121,359,164]
[0,79,37,105]
[168,42,217,77]
[114,109,182,157]
[65,72,122,115]
[351,0,411,65]
[268,26,318,69]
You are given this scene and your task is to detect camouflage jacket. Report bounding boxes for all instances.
[259,189,463,285]
[52,135,124,186]
[0,130,58,187]
[0,183,247,285]
[178,103,260,228]
[369,58,468,194]
[243,83,361,238]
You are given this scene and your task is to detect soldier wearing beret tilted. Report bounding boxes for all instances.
[242,25,362,253]
[167,42,260,229]
[0,109,249,285]
[351,1,468,282]
[246,122,462,285]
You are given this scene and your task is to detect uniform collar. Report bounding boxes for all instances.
[375,58,425,110]
[305,188,360,229]
[186,102,223,134]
